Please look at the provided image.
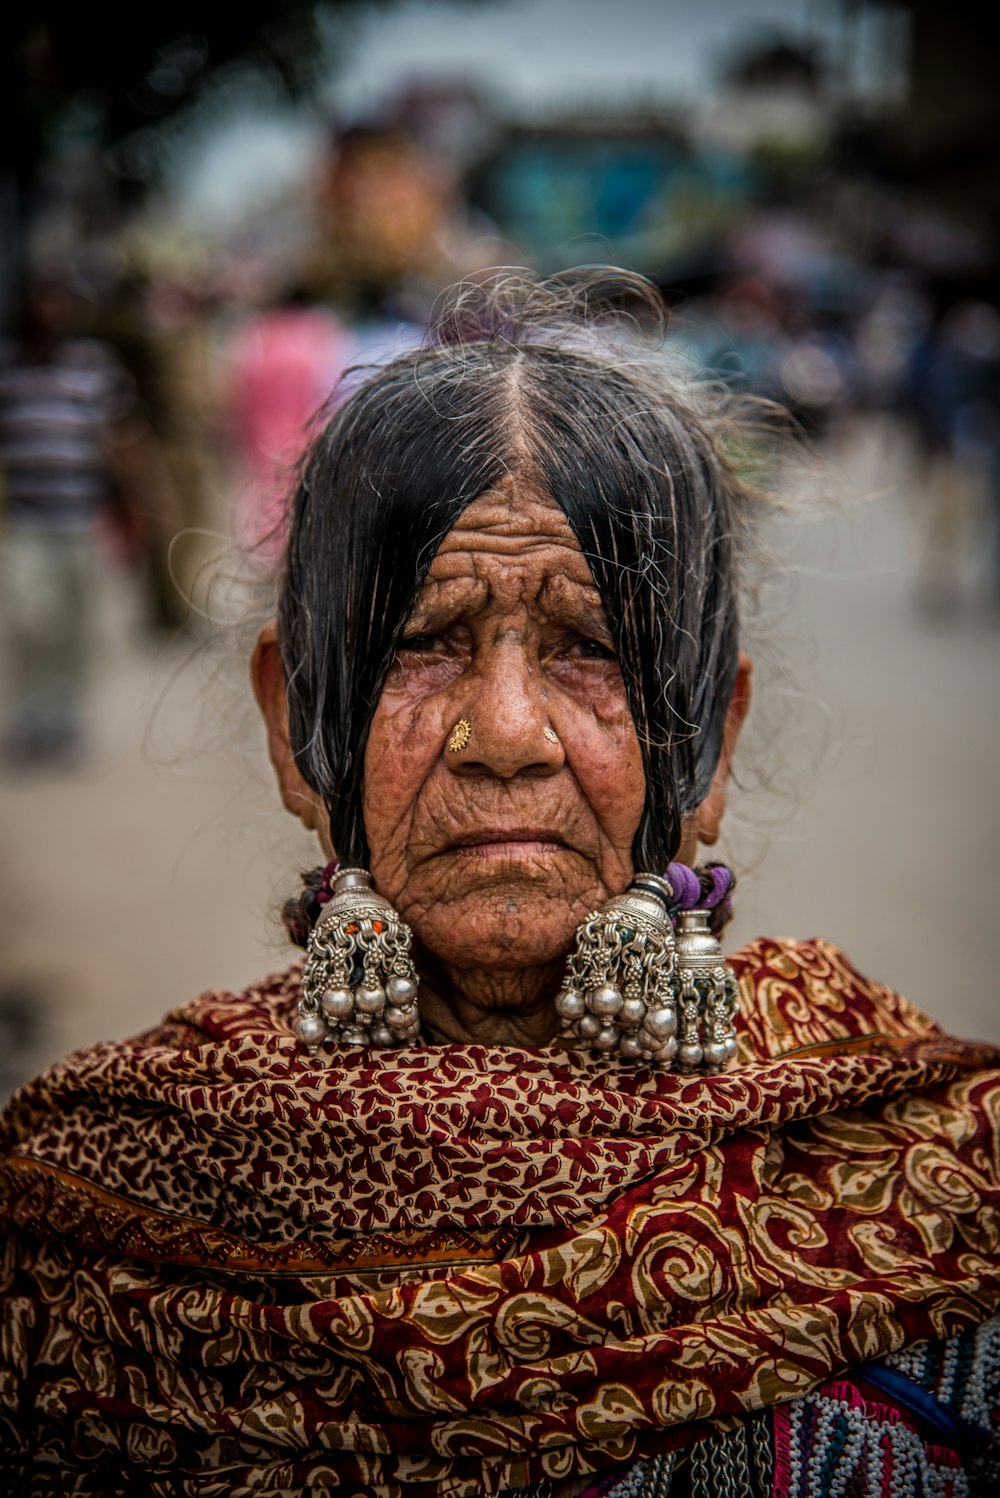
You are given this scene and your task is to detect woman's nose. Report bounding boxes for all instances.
[447,642,563,779]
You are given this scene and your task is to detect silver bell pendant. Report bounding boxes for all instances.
[555,875,739,1073]
[295,869,420,1054]
[672,910,740,1072]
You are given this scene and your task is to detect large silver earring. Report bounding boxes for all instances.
[295,869,420,1054]
[673,910,740,1071]
[555,874,738,1072]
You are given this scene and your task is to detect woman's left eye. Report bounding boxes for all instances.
[570,637,617,662]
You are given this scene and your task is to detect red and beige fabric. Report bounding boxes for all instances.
[1,938,998,1494]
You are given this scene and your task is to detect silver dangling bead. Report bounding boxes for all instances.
[673,910,739,1075]
[296,868,420,1055]
[556,873,678,1065]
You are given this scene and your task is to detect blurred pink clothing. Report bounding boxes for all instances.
[226,306,352,559]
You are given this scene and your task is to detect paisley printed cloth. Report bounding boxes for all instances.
[1,936,998,1496]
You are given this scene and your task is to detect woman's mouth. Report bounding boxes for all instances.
[446,829,569,858]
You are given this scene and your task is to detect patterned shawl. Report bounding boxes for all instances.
[1,937,998,1497]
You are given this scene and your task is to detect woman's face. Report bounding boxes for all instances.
[363,477,648,972]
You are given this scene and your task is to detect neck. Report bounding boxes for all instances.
[415,953,565,1047]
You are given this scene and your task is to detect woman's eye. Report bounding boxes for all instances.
[399,633,442,653]
[572,637,617,661]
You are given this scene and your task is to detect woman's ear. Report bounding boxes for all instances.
[695,652,752,848]
[251,622,326,835]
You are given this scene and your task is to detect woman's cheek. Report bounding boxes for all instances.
[547,659,630,718]
[382,655,464,697]
[363,696,442,881]
[565,710,646,852]
[545,663,644,840]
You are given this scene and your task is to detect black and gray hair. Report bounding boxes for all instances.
[278,269,754,871]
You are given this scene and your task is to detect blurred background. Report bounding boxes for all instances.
[1,0,998,1095]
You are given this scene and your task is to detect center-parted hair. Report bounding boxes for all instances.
[278,269,752,870]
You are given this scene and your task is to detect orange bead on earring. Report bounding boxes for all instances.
[447,719,472,753]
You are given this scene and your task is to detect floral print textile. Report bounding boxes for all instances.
[0,938,998,1495]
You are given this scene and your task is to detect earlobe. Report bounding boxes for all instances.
[695,652,752,848]
[251,622,325,834]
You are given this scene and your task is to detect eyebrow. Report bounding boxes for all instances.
[539,575,612,639]
[404,580,614,653]
[403,577,489,633]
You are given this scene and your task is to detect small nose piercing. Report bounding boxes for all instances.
[543,727,559,745]
[447,719,472,753]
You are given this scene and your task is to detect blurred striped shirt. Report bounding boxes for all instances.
[0,339,134,528]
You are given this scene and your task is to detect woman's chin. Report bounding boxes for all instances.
[406,881,589,973]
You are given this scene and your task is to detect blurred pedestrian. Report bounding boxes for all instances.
[694,273,789,400]
[0,272,139,764]
[223,285,352,564]
[904,298,1000,613]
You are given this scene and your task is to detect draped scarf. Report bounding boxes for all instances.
[1,936,998,1496]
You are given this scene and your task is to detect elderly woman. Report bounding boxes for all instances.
[1,272,999,1498]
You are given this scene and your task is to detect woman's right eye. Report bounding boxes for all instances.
[399,634,443,654]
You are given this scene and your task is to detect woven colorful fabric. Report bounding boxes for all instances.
[772,1316,1000,1498]
[1,937,998,1496]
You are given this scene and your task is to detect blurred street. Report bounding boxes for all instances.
[0,415,997,1098]
[721,419,1000,1044]
[0,538,318,1096]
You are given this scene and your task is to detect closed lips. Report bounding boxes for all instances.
[447,829,568,849]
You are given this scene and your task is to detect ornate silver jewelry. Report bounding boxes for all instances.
[555,875,739,1072]
[296,868,420,1053]
[673,909,740,1071]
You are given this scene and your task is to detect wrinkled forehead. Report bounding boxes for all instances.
[412,476,604,618]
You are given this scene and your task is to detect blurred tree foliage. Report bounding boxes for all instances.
[3,2,337,205]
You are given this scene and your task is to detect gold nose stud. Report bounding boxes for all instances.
[543,727,559,745]
[447,719,472,753]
